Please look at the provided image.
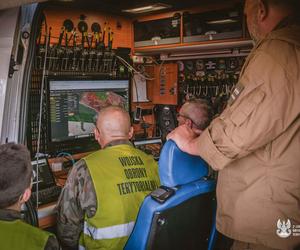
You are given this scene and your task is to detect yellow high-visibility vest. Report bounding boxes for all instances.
[80,144,160,250]
[0,219,52,250]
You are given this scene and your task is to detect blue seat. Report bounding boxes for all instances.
[125,140,217,250]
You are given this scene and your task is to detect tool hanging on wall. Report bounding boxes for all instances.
[102,23,115,73]
[108,30,114,50]
[107,26,114,50]
[47,27,52,70]
[72,28,80,70]
[91,22,101,47]
[36,17,47,69]
[54,25,65,70]
[107,27,111,48]
[87,34,94,72]
[62,19,74,70]
[63,19,74,41]
[102,22,107,47]
[91,22,101,71]
[77,20,89,71]
[77,20,88,47]
[63,19,74,50]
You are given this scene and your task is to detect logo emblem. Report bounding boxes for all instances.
[276,219,292,238]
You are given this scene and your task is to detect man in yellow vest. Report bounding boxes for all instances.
[0,143,59,250]
[56,106,160,249]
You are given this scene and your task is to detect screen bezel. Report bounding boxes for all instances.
[46,75,131,146]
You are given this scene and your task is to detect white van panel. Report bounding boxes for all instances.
[0,8,19,141]
[0,0,45,10]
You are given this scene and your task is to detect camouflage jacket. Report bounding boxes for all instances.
[56,140,134,249]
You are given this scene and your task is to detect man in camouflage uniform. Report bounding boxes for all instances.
[56,159,96,249]
[56,106,160,249]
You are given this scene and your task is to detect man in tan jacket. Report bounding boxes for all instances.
[168,0,300,249]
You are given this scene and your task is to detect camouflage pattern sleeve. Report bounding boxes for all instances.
[56,159,97,249]
[44,235,60,250]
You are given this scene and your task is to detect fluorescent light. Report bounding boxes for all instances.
[124,6,155,12]
[122,3,171,14]
[206,19,238,25]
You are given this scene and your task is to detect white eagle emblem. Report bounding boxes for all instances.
[276,219,292,238]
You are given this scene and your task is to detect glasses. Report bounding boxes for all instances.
[176,113,201,129]
[177,113,189,120]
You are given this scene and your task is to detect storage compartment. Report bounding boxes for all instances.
[134,15,181,47]
[183,8,243,43]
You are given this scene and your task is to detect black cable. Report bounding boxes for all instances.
[24,199,39,227]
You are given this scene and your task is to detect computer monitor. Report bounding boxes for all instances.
[48,78,130,143]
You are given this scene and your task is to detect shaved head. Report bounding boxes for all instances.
[95,106,133,147]
[177,99,213,134]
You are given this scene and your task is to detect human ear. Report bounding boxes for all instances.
[257,0,268,21]
[185,119,193,129]
[128,126,134,140]
[94,127,101,143]
[20,188,32,204]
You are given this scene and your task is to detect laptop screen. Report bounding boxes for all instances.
[31,158,56,192]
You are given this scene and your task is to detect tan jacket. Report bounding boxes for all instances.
[196,23,300,249]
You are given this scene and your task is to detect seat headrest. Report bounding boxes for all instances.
[158,140,209,187]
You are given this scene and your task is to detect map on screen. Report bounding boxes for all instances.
[49,79,129,142]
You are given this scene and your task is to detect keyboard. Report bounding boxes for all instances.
[31,185,62,206]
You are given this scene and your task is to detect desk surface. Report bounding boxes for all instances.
[38,202,57,229]
[36,151,93,229]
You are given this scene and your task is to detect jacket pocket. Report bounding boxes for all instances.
[230,89,265,127]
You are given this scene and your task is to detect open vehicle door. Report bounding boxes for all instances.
[0,5,38,143]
